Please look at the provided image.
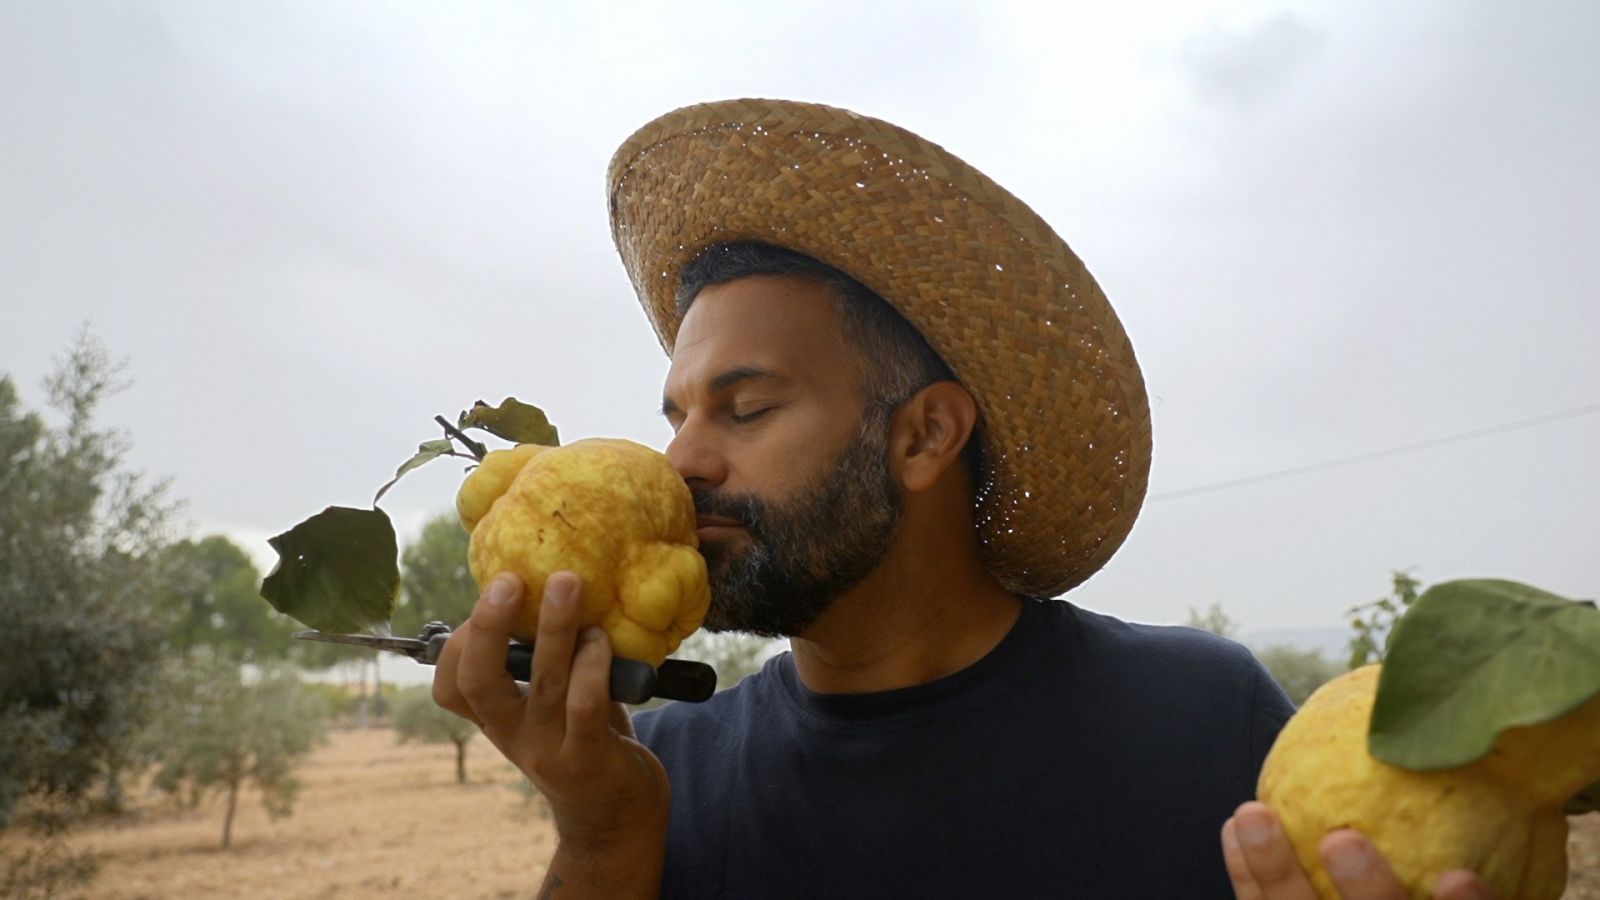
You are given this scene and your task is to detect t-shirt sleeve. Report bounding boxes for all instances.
[1247,664,1296,780]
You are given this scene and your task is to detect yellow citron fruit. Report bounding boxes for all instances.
[455,438,711,667]
[1259,664,1600,899]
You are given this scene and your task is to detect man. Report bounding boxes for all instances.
[434,100,1492,898]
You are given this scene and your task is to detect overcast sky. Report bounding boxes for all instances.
[3,0,1595,639]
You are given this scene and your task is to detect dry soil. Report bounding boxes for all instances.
[42,728,553,899]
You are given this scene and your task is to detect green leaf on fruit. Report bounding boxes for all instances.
[459,398,559,446]
[1369,579,1600,770]
[260,506,400,634]
[373,438,456,505]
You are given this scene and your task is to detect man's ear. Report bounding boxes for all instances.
[890,381,979,493]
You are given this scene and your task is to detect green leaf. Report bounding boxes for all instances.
[260,506,400,634]
[1566,781,1600,815]
[1369,579,1600,771]
[373,438,455,505]
[459,398,559,446]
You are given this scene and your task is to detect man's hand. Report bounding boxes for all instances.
[433,571,670,898]
[1222,801,1494,899]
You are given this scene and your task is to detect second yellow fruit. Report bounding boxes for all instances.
[1258,665,1600,899]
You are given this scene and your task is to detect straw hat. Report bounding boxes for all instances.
[606,98,1151,597]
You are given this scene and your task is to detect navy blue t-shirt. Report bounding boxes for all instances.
[634,597,1293,898]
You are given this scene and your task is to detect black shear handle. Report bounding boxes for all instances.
[501,642,717,705]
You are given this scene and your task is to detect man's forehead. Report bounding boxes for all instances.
[663,339,799,397]
[663,276,850,396]
[671,278,841,359]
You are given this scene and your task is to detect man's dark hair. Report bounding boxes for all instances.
[676,241,983,484]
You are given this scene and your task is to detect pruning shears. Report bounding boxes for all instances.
[293,622,718,704]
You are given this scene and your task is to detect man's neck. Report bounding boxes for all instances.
[787,533,1022,696]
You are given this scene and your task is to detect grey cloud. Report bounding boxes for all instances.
[1180,14,1327,111]
[2,1,1593,636]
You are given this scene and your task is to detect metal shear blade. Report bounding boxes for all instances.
[291,630,436,663]
[291,624,718,704]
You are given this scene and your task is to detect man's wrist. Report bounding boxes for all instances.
[539,830,666,899]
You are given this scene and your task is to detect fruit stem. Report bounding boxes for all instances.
[436,415,489,461]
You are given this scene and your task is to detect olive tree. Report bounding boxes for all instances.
[1183,602,1240,639]
[140,653,326,849]
[1253,645,1342,706]
[1181,602,1338,706]
[0,334,176,892]
[392,686,478,784]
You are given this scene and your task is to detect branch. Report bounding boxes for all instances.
[436,415,488,461]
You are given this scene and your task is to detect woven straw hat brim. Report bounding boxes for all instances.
[607,98,1151,597]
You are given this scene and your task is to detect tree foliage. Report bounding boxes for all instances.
[392,511,478,637]
[675,630,782,691]
[1345,569,1422,668]
[0,335,175,835]
[1254,644,1343,706]
[139,652,325,849]
[1181,601,1339,707]
[1,836,99,900]
[392,686,478,784]
[159,534,297,661]
[1183,602,1240,640]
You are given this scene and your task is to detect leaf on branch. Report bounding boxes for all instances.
[1369,579,1600,770]
[260,507,400,634]
[459,398,559,446]
[374,439,456,505]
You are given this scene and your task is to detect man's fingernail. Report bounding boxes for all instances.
[1324,838,1370,879]
[1237,811,1273,848]
[545,574,576,606]
[487,575,516,607]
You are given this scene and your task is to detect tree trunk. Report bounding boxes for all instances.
[455,740,468,784]
[102,762,125,814]
[355,657,370,729]
[221,779,240,850]
[372,652,385,719]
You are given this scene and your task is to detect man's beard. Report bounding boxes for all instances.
[693,407,901,638]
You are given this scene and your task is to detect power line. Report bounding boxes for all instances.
[1149,400,1600,503]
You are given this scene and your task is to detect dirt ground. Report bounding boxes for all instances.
[1572,815,1600,898]
[48,728,555,899]
[20,727,1600,898]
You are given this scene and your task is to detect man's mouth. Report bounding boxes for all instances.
[695,515,746,540]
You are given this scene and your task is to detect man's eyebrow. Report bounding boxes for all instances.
[710,365,789,393]
[659,366,790,417]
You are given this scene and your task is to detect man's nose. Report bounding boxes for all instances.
[665,418,727,489]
